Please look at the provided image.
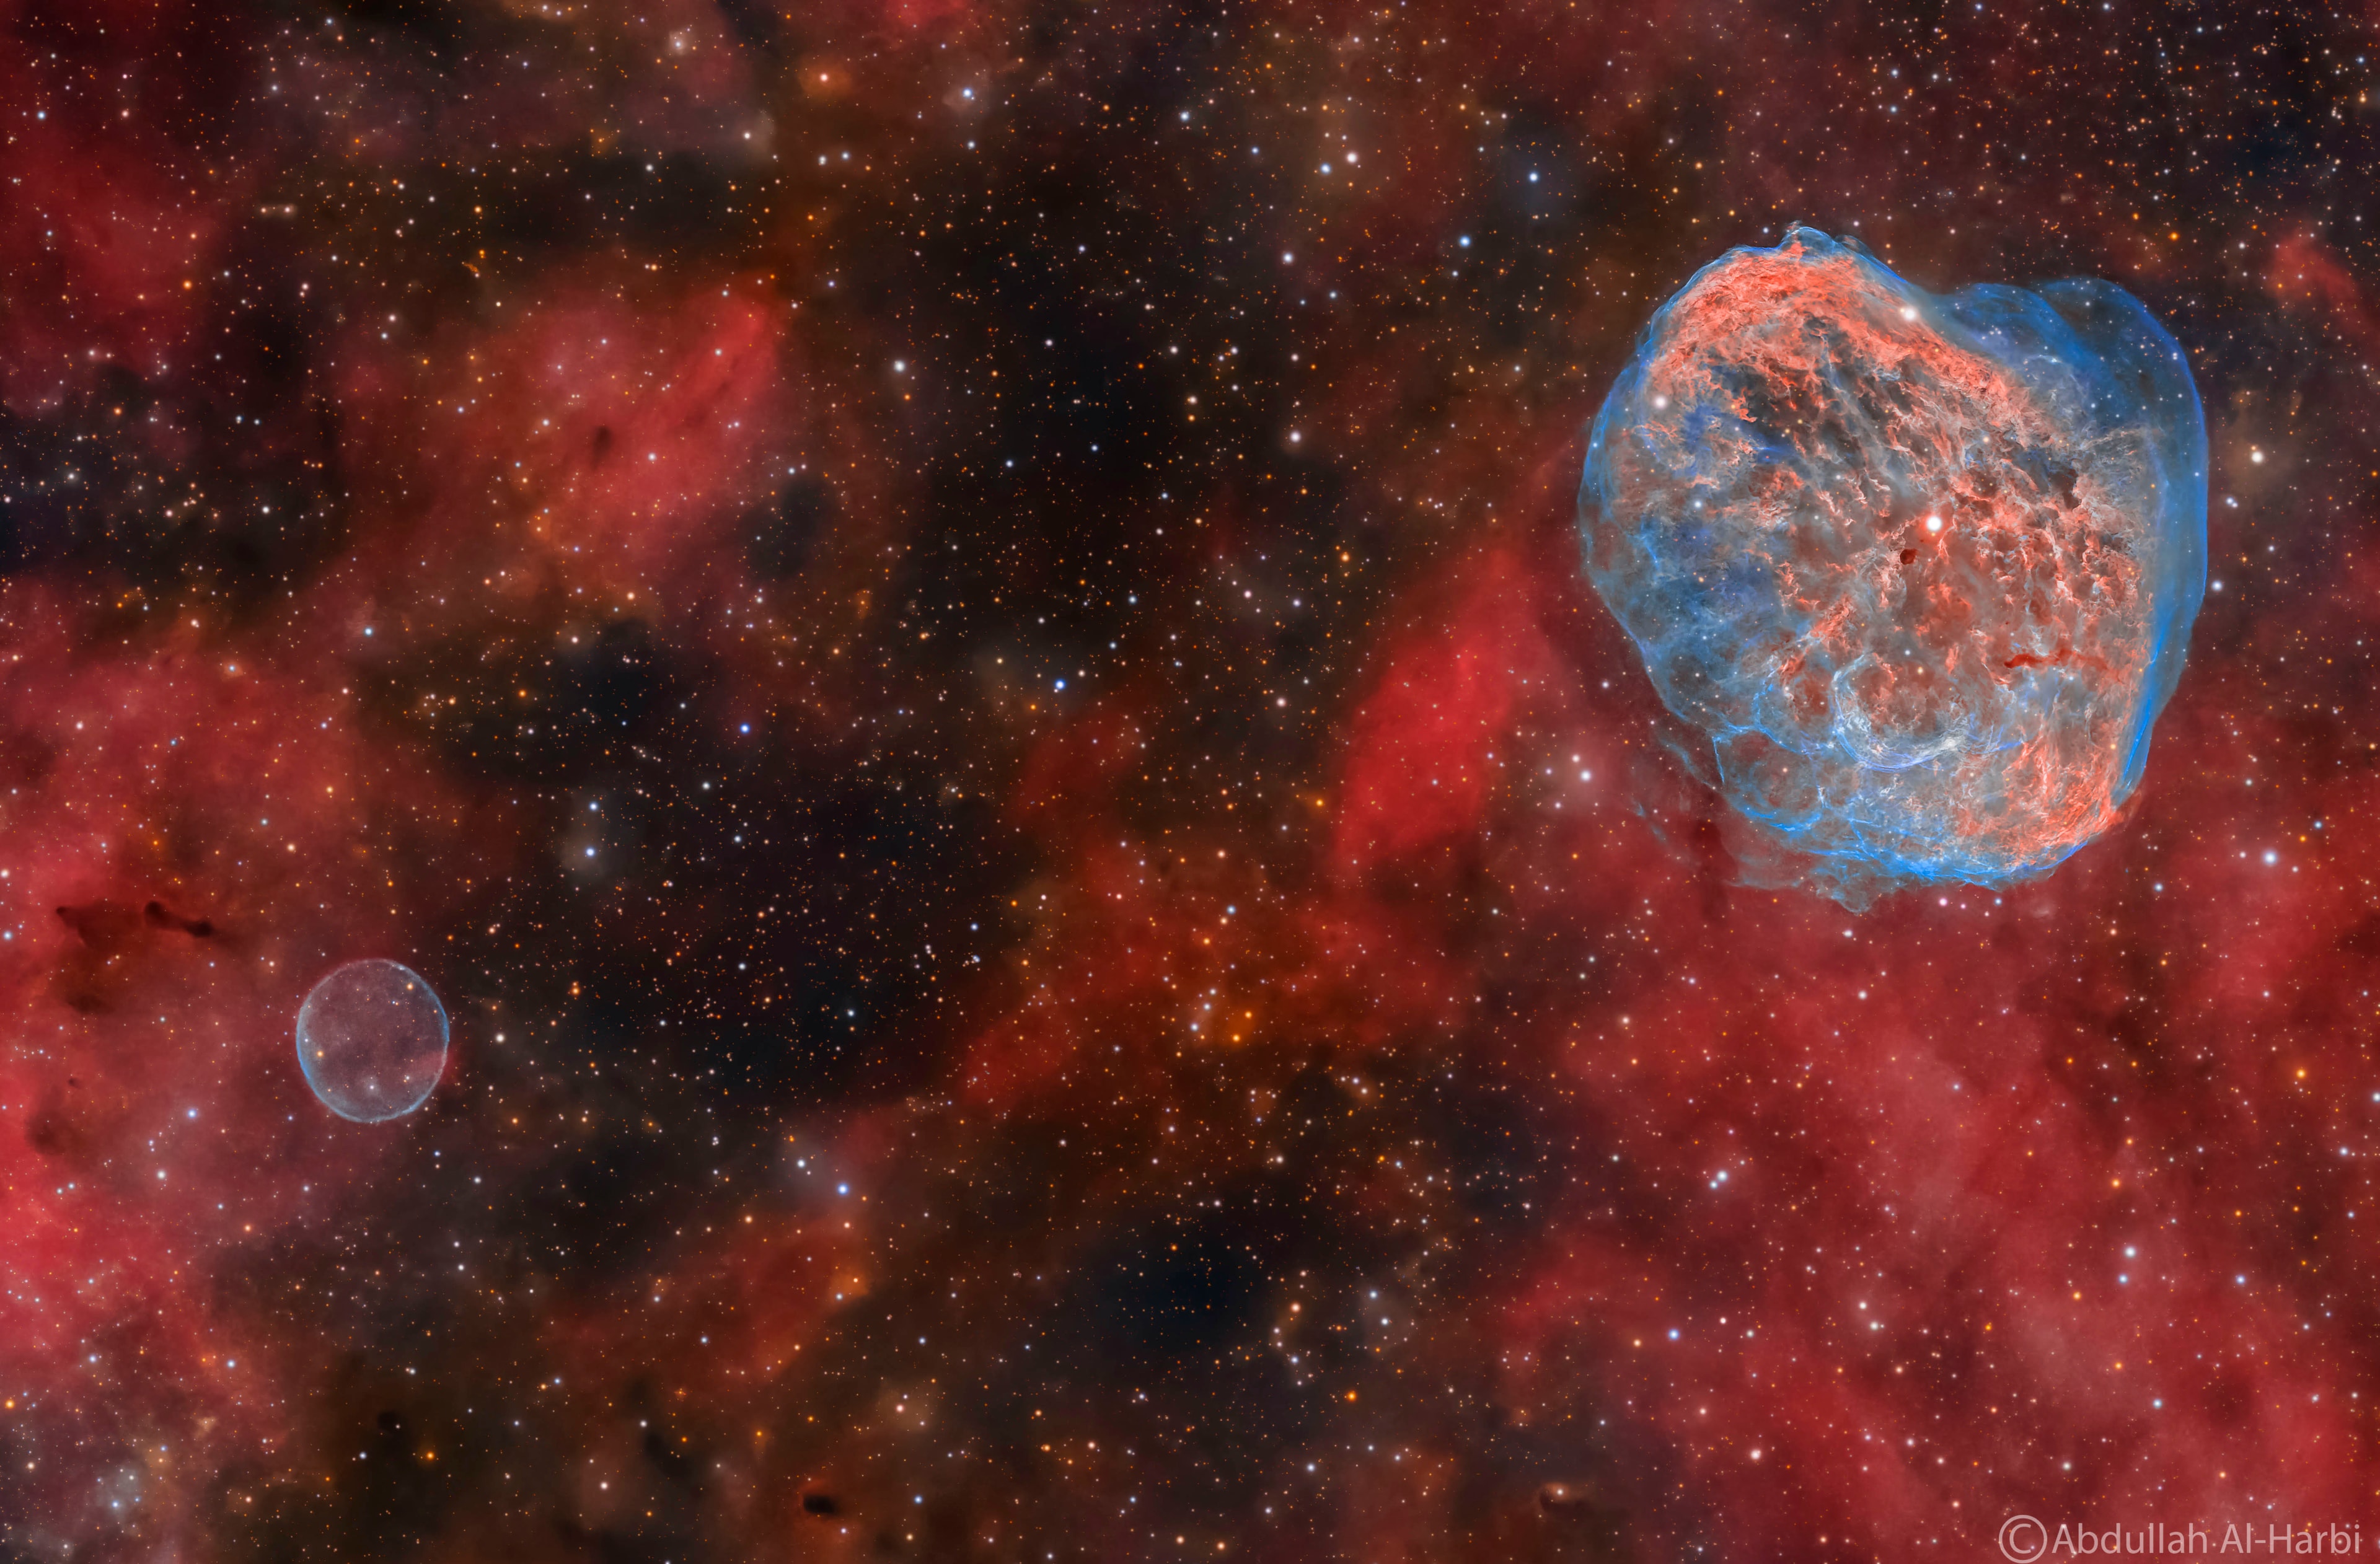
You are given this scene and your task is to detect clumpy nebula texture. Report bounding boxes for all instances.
[1580,225,2207,905]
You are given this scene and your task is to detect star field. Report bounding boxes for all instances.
[2,0,2378,1559]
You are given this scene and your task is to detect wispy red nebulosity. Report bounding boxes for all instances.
[2267,231,2380,350]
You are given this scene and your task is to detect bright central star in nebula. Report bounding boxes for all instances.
[1581,226,2206,905]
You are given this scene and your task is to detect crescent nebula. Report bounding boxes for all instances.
[1579,226,2208,906]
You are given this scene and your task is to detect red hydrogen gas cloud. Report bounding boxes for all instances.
[1,1,2374,1562]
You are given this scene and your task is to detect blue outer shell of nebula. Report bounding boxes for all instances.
[1578,226,2208,906]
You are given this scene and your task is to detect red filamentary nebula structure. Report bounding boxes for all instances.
[1579,227,2207,907]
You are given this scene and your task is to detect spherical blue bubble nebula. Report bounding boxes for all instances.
[296,958,449,1123]
[1579,226,2206,907]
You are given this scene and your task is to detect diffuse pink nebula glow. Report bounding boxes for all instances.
[0,2,2368,1561]
[1582,226,2206,905]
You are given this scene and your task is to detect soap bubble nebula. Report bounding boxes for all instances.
[1579,226,2206,907]
[296,959,449,1123]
